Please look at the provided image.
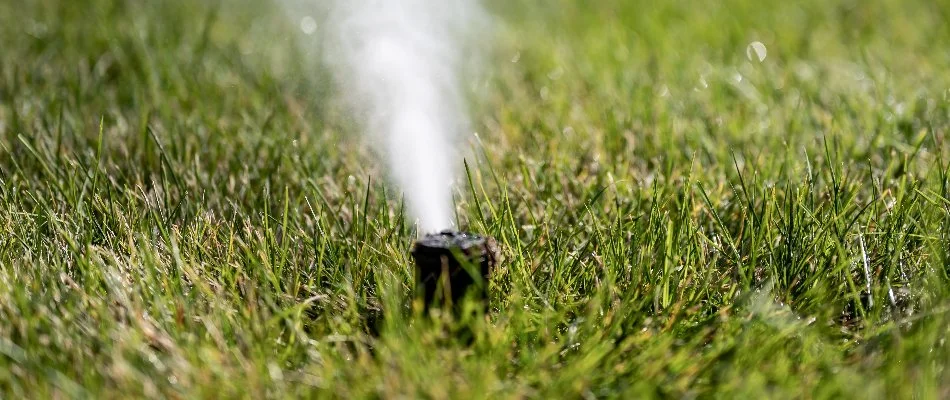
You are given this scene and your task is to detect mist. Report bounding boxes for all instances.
[292,0,486,234]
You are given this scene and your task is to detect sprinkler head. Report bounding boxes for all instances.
[411,230,499,312]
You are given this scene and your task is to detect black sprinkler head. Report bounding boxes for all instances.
[411,230,499,312]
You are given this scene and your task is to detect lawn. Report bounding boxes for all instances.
[1,0,949,397]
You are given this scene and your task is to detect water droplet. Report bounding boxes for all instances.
[746,41,767,62]
[300,16,317,35]
[893,102,906,115]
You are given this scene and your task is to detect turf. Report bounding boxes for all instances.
[1,0,949,398]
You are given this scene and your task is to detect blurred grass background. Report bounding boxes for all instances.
[1,0,949,397]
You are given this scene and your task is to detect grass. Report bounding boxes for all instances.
[1,0,949,397]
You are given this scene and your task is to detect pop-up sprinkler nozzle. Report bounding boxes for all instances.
[411,230,499,312]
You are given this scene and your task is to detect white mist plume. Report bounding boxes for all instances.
[314,0,485,233]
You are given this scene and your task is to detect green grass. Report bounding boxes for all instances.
[2,0,950,397]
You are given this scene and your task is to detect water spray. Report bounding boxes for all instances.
[320,0,484,233]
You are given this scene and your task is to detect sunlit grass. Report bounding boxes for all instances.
[1,0,949,397]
